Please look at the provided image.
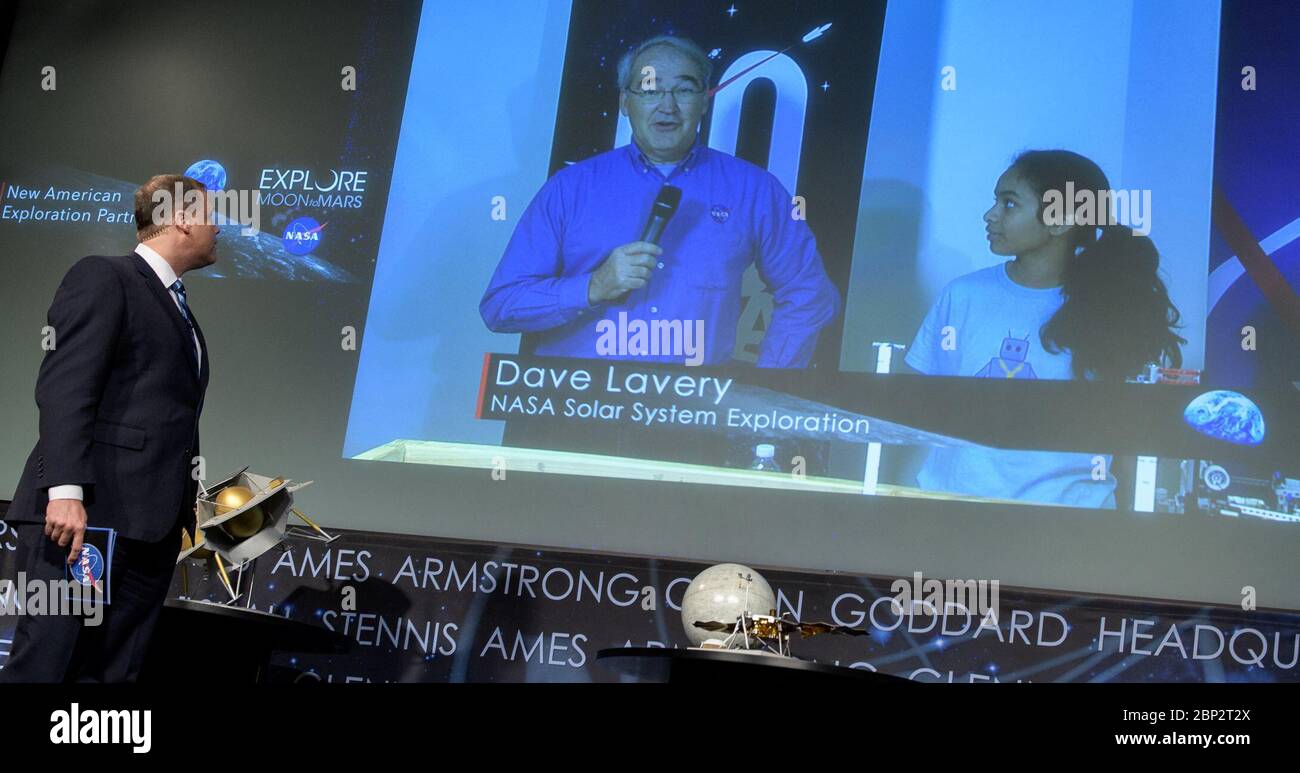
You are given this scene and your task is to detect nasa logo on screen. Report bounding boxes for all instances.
[710,204,731,224]
[282,216,326,255]
[71,544,105,587]
[183,159,228,192]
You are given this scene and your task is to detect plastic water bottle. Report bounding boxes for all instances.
[750,443,781,472]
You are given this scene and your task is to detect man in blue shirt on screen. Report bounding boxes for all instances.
[480,35,840,368]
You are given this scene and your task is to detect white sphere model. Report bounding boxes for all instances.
[680,563,776,648]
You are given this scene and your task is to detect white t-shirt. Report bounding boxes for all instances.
[904,262,1116,509]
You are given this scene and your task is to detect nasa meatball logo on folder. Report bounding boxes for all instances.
[65,527,115,605]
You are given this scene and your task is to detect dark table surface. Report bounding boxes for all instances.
[141,598,349,683]
[597,646,909,683]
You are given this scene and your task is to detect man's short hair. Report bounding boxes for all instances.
[615,35,712,91]
[133,174,207,240]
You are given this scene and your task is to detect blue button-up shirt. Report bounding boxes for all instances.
[480,140,840,367]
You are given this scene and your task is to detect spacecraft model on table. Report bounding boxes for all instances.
[177,466,338,604]
[693,610,869,658]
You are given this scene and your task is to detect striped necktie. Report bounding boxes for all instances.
[169,279,201,374]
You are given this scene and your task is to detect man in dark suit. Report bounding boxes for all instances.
[0,174,216,682]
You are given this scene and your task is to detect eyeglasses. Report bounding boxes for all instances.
[625,86,706,104]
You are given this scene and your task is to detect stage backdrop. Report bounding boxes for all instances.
[2,507,1294,683]
[1,0,1298,616]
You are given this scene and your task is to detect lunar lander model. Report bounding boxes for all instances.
[177,467,337,604]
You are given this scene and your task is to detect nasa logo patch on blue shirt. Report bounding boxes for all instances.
[710,204,731,223]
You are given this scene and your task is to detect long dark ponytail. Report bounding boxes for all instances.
[1009,150,1186,380]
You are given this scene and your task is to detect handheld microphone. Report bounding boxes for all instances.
[640,184,682,245]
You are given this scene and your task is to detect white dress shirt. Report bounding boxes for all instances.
[134,241,203,368]
[48,243,200,502]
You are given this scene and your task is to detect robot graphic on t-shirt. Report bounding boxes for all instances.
[975,332,1038,379]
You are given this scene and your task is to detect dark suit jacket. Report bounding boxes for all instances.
[8,253,210,542]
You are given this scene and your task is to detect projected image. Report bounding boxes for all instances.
[1205,2,1300,393]
[816,0,1227,509]
[0,0,416,283]
[345,0,1297,518]
[891,150,1189,509]
[347,0,886,463]
[494,0,881,369]
[901,150,1187,384]
[838,1,1218,387]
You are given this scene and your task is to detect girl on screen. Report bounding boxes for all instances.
[902,149,1186,508]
